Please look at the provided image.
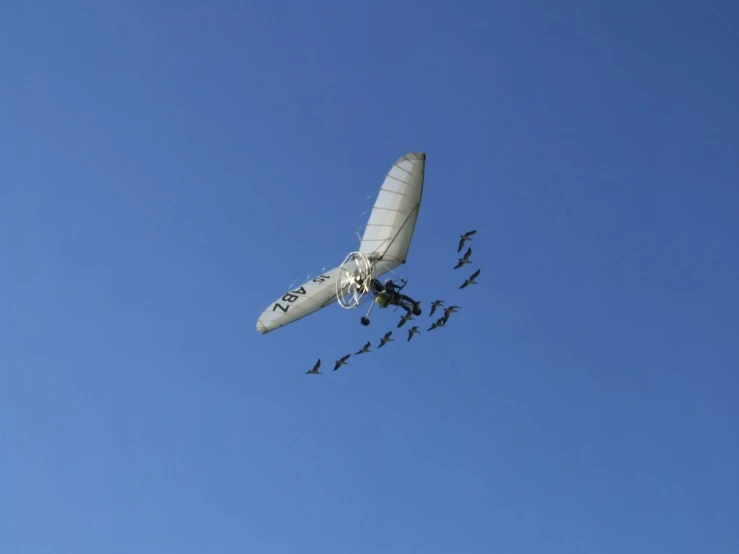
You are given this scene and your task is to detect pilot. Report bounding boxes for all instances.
[383,279,399,296]
[369,278,393,307]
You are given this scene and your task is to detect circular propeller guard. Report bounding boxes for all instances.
[336,251,373,309]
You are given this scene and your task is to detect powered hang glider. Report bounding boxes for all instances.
[256,152,426,335]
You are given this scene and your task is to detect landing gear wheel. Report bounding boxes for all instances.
[336,251,373,309]
[360,317,370,326]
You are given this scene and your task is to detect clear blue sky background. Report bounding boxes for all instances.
[2,1,738,553]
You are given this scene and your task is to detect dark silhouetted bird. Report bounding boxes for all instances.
[306,359,321,375]
[333,354,351,371]
[453,247,472,269]
[457,230,477,252]
[397,311,414,328]
[378,331,393,348]
[441,306,460,324]
[355,341,371,355]
[407,326,420,342]
[459,269,480,289]
[429,300,444,317]
[428,317,446,331]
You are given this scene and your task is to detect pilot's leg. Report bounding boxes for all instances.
[393,293,412,314]
[400,294,422,316]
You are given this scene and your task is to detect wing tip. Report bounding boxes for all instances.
[396,151,425,164]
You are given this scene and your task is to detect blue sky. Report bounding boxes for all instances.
[2,1,738,552]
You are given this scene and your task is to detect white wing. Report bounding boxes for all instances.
[256,152,425,335]
[359,152,425,275]
[256,267,341,334]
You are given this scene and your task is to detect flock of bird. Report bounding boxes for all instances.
[306,230,480,374]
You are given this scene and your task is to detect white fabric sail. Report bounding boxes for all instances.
[359,152,425,276]
[256,266,341,334]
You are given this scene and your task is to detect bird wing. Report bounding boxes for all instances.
[457,236,465,252]
[470,268,480,279]
[463,247,472,261]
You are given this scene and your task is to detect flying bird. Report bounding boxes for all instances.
[306,358,321,375]
[333,354,351,371]
[355,341,371,355]
[397,311,415,328]
[441,306,460,324]
[453,247,472,269]
[429,300,444,317]
[457,230,477,252]
[459,269,480,289]
[428,318,446,331]
[378,331,394,348]
[407,326,420,342]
